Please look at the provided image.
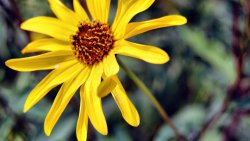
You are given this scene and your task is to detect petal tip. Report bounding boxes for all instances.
[128,118,140,127]
[165,54,170,63]
[133,120,140,127]
[23,108,28,113]
[124,112,140,127]
[5,60,10,68]
[157,51,170,64]
[180,16,188,25]
[102,128,108,135]
[5,60,16,70]
[173,15,188,25]
[20,22,27,30]
[21,49,27,54]
[95,124,108,135]
[47,0,53,4]
[44,120,52,136]
[164,15,188,26]
[23,102,31,113]
[44,128,51,137]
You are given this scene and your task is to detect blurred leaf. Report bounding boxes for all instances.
[154,125,174,141]
[154,105,206,141]
[180,27,237,85]
[0,0,249,141]
[0,69,4,82]
[16,72,31,91]
[15,0,51,19]
[235,95,250,110]
[36,114,77,141]
[0,118,14,141]
[236,116,250,141]
[0,13,9,59]
[201,130,222,141]
[96,134,116,141]
[114,125,133,141]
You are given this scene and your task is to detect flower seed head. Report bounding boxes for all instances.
[72,21,114,65]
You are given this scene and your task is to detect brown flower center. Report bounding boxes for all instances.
[71,21,114,65]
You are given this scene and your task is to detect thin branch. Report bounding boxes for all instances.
[191,1,244,140]
[9,0,23,25]
[191,87,234,141]
[0,0,30,41]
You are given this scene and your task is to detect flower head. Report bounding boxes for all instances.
[5,0,187,140]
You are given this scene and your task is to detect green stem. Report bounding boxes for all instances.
[117,58,184,140]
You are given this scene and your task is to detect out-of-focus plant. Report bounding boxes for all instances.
[1,0,250,141]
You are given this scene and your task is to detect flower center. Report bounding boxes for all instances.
[71,21,114,65]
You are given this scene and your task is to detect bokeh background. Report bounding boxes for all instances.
[1,0,250,141]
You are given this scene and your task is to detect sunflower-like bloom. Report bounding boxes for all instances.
[5,0,186,140]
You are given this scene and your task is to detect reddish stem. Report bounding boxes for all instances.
[191,1,245,140]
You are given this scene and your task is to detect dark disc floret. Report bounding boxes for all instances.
[71,21,114,65]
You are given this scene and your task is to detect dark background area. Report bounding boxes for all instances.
[0,0,250,141]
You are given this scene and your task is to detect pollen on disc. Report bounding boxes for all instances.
[71,21,115,65]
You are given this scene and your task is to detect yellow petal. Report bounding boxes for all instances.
[44,67,90,136]
[5,50,74,72]
[48,0,81,26]
[112,0,155,39]
[125,15,187,39]
[86,0,110,23]
[21,16,77,41]
[103,53,119,77]
[83,63,108,135]
[114,40,169,64]
[73,0,89,21]
[23,61,83,112]
[76,90,88,141]
[98,76,117,98]
[30,32,48,41]
[111,75,140,127]
[22,38,71,54]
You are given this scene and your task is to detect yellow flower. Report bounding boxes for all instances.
[5,0,186,140]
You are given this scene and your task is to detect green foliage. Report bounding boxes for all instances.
[180,27,236,85]
[154,105,206,141]
[0,0,249,141]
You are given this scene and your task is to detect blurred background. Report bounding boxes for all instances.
[0,0,250,141]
